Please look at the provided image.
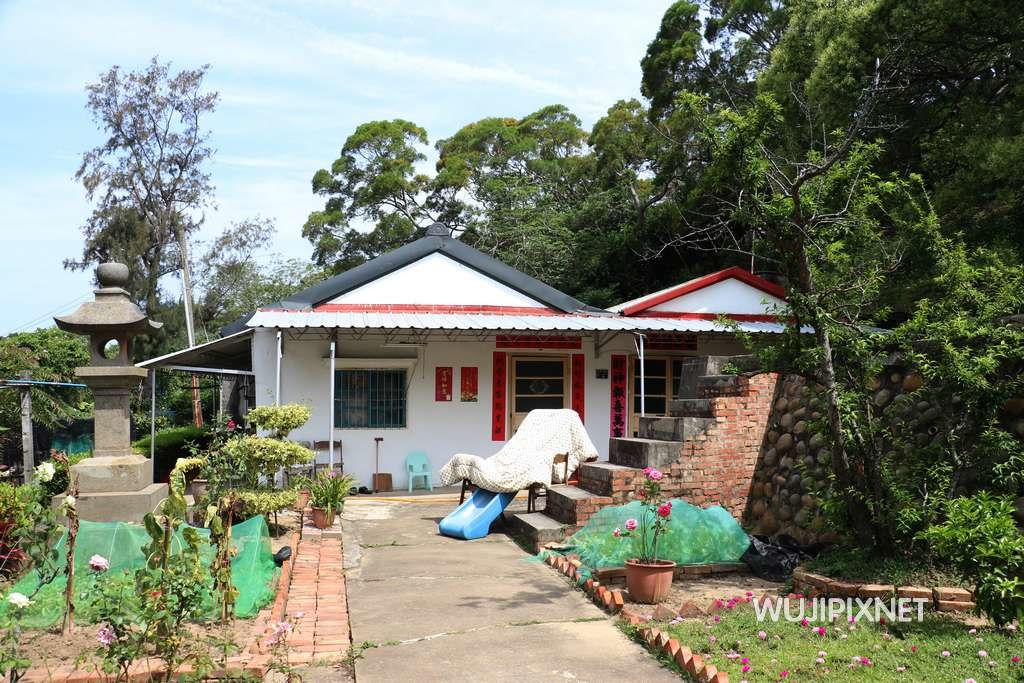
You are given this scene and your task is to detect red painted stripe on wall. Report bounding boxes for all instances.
[495,335,583,349]
[609,354,627,438]
[491,352,507,441]
[571,353,585,423]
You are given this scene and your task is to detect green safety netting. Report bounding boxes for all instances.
[51,434,93,457]
[555,499,750,572]
[1,516,278,629]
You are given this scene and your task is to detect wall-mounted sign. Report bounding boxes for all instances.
[460,366,478,402]
[435,366,453,401]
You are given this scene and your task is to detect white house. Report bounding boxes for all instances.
[140,223,790,490]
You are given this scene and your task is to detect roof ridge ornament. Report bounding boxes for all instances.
[425,222,449,237]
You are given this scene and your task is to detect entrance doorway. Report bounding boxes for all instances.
[509,356,568,434]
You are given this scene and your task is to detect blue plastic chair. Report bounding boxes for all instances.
[406,451,433,492]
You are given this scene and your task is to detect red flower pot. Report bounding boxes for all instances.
[625,559,676,604]
[310,506,335,529]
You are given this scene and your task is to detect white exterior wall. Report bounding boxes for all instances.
[250,330,746,490]
[648,278,787,315]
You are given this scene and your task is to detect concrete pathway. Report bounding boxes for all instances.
[341,496,678,683]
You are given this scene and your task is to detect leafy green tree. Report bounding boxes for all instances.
[68,57,219,323]
[303,119,437,273]
[0,329,90,452]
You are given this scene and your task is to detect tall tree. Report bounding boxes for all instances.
[69,57,218,426]
[69,57,219,335]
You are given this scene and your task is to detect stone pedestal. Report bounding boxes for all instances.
[53,263,168,524]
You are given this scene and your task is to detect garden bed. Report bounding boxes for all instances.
[802,546,970,589]
[652,596,1023,682]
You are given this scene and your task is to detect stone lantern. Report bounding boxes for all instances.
[54,262,168,522]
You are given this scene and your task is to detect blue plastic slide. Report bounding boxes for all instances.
[438,488,516,540]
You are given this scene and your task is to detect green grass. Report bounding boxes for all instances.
[803,546,969,588]
[661,598,1023,682]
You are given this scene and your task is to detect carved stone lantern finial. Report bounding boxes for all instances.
[53,263,168,522]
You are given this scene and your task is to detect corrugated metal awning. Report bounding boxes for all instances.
[245,310,795,334]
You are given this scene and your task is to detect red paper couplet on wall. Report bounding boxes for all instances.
[460,366,478,402]
[435,366,453,401]
[491,352,507,440]
[609,354,627,438]
[571,353,585,422]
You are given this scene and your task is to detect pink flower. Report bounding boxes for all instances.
[818,651,827,657]
[97,625,116,647]
[644,467,664,480]
[965,679,977,683]
[911,646,918,653]
[815,626,827,636]
[969,628,977,635]
[816,658,825,664]
[613,528,621,537]
[780,671,790,679]
[657,503,672,518]
[978,650,988,658]
[89,554,109,572]
[745,591,753,597]
[742,664,751,673]
[1012,655,1021,664]
[897,665,906,672]
[226,419,236,430]
[758,630,768,640]
[708,635,716,644]
[625,518,638,531]
[741,658,749,665]
[941,650,951,657]
[800,618,810,627]
[713,615,721,623]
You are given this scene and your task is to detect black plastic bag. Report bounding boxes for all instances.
[741,534,803,582]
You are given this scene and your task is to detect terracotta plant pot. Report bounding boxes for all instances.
[294,489,310,511]
[625,559,676,604]
[310,506,335,529]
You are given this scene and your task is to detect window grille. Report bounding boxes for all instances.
[334,368,407,428]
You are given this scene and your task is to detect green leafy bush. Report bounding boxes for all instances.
[920,493,1024,626]
[132,425,210,458]
[307,471,355,513]
[247,404,311,438]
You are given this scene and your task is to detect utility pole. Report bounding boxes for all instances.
[176,225,204,428]
[19,370,34,484]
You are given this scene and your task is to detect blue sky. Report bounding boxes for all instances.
[0,0,669,336]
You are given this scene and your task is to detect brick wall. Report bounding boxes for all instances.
[603,372,780,519]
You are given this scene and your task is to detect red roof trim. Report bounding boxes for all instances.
[310,303,562,315]
[631,312,783,322]
[621,267,787,316]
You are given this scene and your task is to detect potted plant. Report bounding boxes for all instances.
[615,466,675,603]
[294,479,311,511]
[308,471,354,529]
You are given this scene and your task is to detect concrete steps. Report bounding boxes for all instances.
[507,511,568,552]
[609,437,681,469]
[544,485,612,526]
[637,415,715,441]
[578,461,636,497]
[668,398,714,417]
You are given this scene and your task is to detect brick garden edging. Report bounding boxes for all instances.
[543,553,732,682]
[791,568,976,612]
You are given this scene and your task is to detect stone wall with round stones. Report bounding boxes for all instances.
[744,369,1024,544]
[745,375,833,544]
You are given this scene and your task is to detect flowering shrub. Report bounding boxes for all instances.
[613,466,672,563]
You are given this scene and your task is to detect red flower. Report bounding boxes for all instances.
[657,503,672,518]
[226,419,237,430]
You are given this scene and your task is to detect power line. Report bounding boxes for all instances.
[4,293,91,336]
